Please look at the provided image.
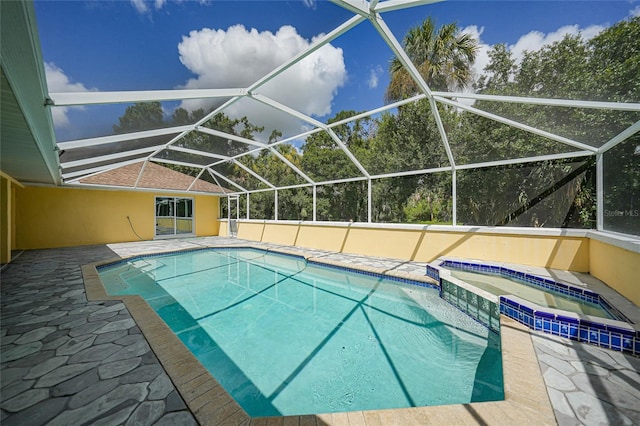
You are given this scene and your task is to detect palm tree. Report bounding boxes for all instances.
[385,18,478,102]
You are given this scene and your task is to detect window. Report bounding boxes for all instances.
[155,197,194,237]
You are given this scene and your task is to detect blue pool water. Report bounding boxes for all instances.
[98,248,503,416]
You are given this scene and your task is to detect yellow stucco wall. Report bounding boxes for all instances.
[1,176,11,263]
[237,222,590,272]
[409,231,589,271]
[16,186,220,249]
[590,239,640,306]
[11,185,17,250]
[235,220,640,306]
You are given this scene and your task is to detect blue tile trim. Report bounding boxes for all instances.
[429,260,637,356]
[500,299,638,356]
[425,265,440,281]
[431,260,627,322]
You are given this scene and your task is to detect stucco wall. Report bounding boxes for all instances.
[236,221,590,271]
[590,238,640,306]
[16,186,220,249]
[232,220,640,306]
[1,176,11,263]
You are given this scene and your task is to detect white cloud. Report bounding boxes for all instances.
[131,0,171,14]
[130,0,148,14]
[462,23,606,86]
[460,25,491,86]
[509,24,605,65]
[176,24,346,139]
[367,65,383,89]
[302,0,317,9]
[631,5,640,17]
[44,63,94,127]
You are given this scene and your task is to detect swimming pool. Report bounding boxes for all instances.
[98,248,503,416]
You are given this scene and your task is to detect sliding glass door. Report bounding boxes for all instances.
[155,197,193,237]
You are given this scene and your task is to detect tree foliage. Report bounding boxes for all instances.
[385,17,479,102]
[113,102,164,134]
[113,17,639,234]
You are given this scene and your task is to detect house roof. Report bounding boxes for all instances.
[79,161,229,194]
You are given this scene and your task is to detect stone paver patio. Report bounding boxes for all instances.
[1,245,196,426]
[1,236,639,425]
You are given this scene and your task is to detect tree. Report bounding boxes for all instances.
[454,18,640,229]
[113,102,165,134]
[590,17,640,235]
[385,17,478,102]
[368,99,453,223]
[474,44,515,94]
[300,111,373,221]
[240,143,311,220]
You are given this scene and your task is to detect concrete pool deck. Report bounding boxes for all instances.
[1,236,639,425]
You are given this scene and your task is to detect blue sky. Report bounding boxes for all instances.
[35,0,639,142]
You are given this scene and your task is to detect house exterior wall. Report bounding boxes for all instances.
[1,176,11,263]
[15,186,220,249]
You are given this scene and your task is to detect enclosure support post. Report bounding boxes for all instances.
[227,196,231,236]
[367,179,372,223]
[246,193,250,220]
[452,168,457,226]
[274,190,279,221]
[313,185,317,221]
[596,153,603,231]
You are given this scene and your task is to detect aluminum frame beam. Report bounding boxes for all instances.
[134,160,149,189]
[195,126,268,149]
[207,168,246,192]
[148,157,205,170]
[268,148,314,184]
[63,157,147,180]
[60,144,166,169]
[598,120,640,154]
[432,91,640,111]
[374,0,443,13]
[251,93,371,178]
[231,159,276,189]
[186,169,207,192]
[49,88,246,107]
[56,126,192,150]
[434,96,599,153]
[64,181,223,196]
[167,145,231,162]
[455,151,594,171]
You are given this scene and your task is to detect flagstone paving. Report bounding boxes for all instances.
[1,236,639,425]
[1,245,196,426]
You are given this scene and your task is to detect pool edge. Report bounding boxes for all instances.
[83,247,556,426]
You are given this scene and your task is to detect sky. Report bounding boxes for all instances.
[34,0,640,142]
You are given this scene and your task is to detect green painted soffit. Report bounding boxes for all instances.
[0,0,60,185]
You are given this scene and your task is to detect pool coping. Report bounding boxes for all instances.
[82,244,556,425]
